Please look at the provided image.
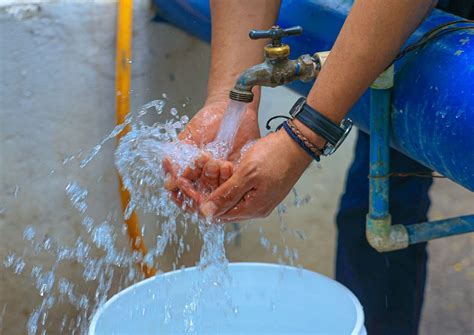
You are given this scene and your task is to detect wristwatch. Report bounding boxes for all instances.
[289,97,353,156]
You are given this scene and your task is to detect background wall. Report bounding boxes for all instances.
[0,1,472,334]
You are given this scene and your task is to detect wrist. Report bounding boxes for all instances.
[306,93,346,125]
[291,118,327,149]
[277,126,313,168]
[204,92,230,106]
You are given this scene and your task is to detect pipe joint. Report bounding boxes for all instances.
[371,64,394,90]
[366,215,409,252]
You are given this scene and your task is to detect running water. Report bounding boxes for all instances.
[3,97,309,334]
[115,99,247,216]
[113,99,248,332]
[207,100,248,159]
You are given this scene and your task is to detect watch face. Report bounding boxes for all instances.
[290,97,306,118]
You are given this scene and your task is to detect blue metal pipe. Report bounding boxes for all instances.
[154,0,474,191]
[369,72,392,220]
[406,215,474,244]
[366,67,410,253]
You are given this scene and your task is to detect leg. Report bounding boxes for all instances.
[336,130,433,335]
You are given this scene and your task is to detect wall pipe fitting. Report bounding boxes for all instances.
[366,65,409,252]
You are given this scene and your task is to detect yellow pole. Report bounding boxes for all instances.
[115,0,156,278]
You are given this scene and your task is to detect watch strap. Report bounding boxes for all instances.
[293,98,344,145]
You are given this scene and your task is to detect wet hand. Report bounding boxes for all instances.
[200,130,314,222]
[163,156,233,212]
[178,98,259,161]
[163,98,258,210]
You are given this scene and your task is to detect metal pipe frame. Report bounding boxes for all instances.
[366,66,474,252]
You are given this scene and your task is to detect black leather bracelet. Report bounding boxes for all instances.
[290,97,343,145]
[289,97,352,155]
[295,107,344,145]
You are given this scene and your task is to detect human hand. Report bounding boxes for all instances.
[199,129,315,222]
[163,97,258,210]
[163,155,233,212]
[178,98,259,161]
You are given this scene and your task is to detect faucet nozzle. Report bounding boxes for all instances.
[229,89,254,103]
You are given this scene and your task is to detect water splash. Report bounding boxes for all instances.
[3,97,312,334]
[113,100,249,331]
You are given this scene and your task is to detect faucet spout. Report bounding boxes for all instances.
[229,54,319,103]
[228,26,329,103]
[229,63,273,103]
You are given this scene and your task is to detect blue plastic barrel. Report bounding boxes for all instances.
[154,0,474,191]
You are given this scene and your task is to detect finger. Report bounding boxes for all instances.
[200,172,252,219]
[218,196,266,222]
[163,158,180,191]
[182,165,201,181]
[200,159,220,191]
[219,191,259,222]
[182,153,210,181]
[170,190,184,208]
[164,175,178,191]
[176,177,203,207]
[163,157,179,178]
[219,161,233,185]
[172,191,199,213]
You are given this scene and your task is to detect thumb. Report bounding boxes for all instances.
[200,171,252,219]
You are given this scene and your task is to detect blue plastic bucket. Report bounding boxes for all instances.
[90,263,366,334]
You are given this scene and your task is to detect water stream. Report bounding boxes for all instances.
[2,98,309,334]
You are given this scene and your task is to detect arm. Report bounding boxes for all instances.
[202,0,436,220]
[165,1,281,203]
[179,0,281,147]
[300,0,436,144]
[207,0,281,105]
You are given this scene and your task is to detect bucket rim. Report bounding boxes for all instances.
[89,262,365,335]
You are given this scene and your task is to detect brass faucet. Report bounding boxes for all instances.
[229,26,329,103]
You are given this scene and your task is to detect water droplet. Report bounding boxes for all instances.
[180,115,189,124]
[14,258,25,274]
[23,226,36,241]
[4,252,15,268]
[66,182,88,214]
[13,185,20,198]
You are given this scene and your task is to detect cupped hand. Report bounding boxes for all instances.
[199,129,314,222]
[163,155,233,212]
[163,97,259,211]
[178,98,259,161]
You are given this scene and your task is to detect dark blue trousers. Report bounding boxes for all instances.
[336,131,433,335]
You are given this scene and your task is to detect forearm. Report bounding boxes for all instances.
[207,0,281,106]
[307,0,435,126]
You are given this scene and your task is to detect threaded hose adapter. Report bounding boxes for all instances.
[229,89,253,103]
